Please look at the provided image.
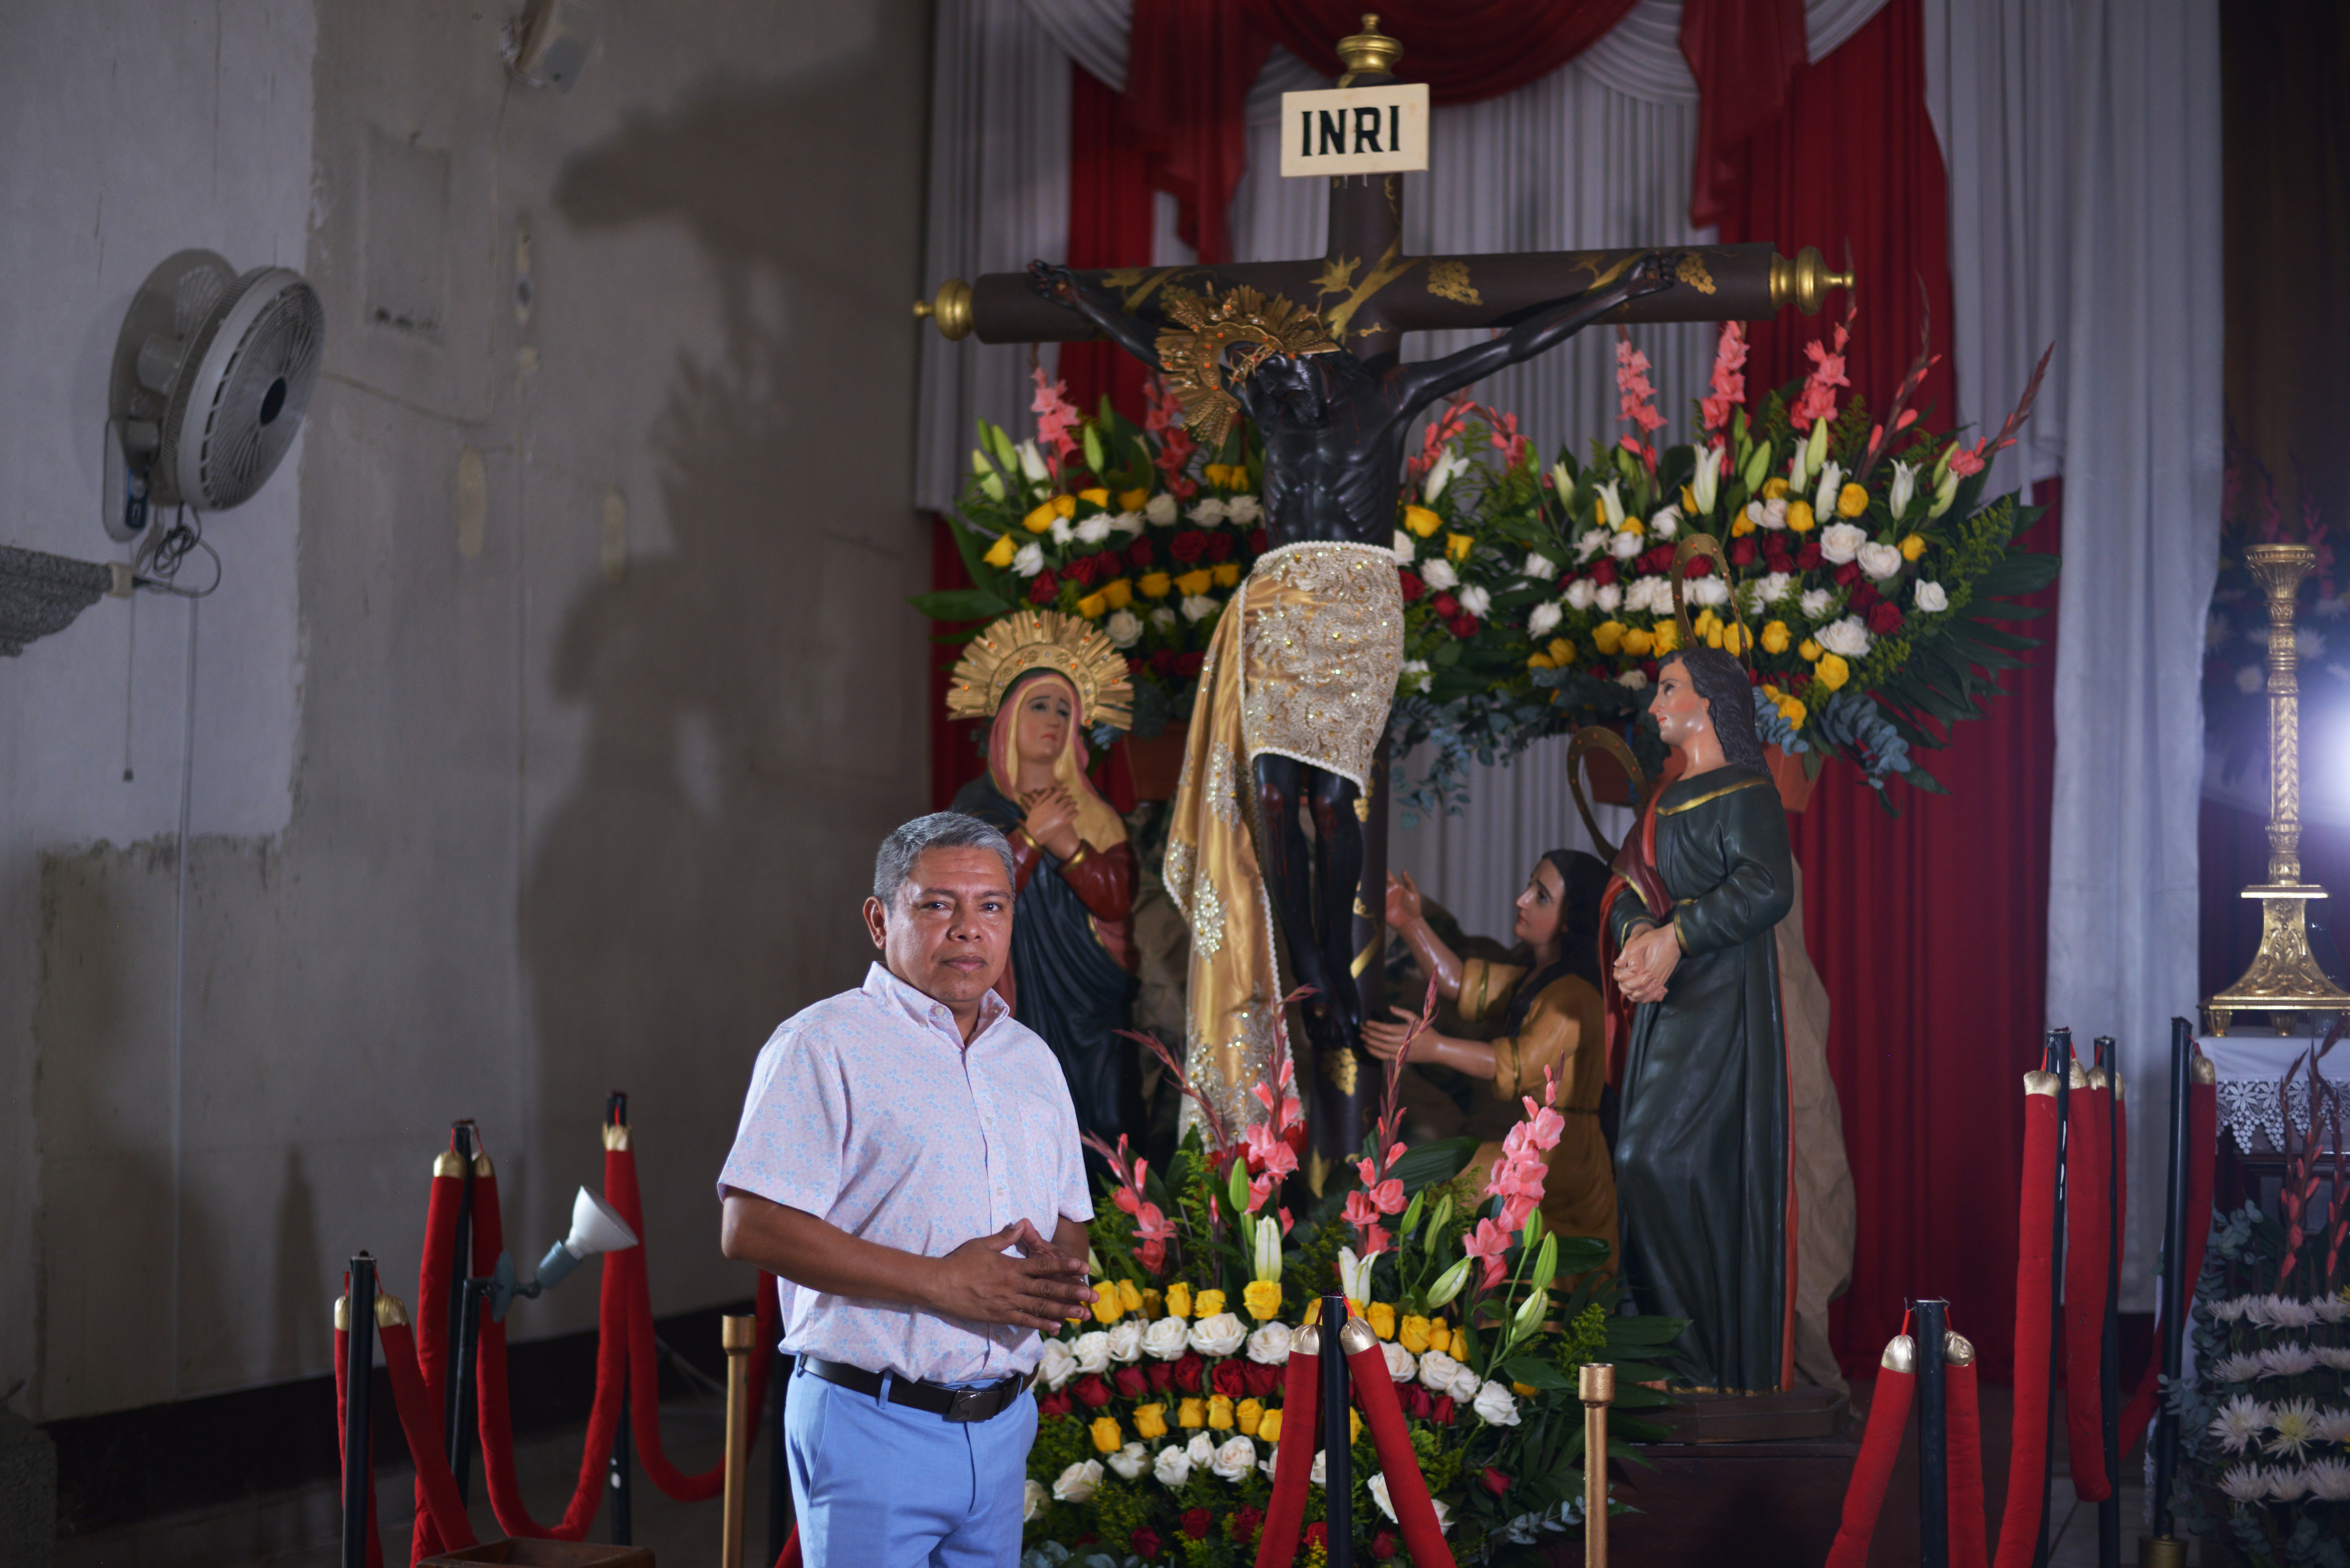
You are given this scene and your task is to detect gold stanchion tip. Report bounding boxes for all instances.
[1944,1331,1976,1367]
[722,1313,757,1353]
[1338,1317,1380,1355]
[2023,1069,2059,1097]
[473,1151,496,1178]
[603,1121,632,1151]
[2140,1537,2187,1568]
[1881,1334,1917,1374]
[375,1290,410,1330]
[1578,1362,1616,1403]
[1292,1324,1322,1357]
[433,1149,465,1179]
[334,1294,349,1332]
[2193,1054,2217,1086]
[915,279,974,340]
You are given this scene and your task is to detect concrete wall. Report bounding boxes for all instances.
[0,0,934,1421]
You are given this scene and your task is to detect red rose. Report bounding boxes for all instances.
[1432,1394,1456,1425]
[1129,1529,1162,1560]
[1794,541,1823,570]
[1206,532,1235,563]
[1641,659,1659,680]
[1149,649,1179,678]
[1073,1374,1113,1409]
[1169,529,1210,564]
[1148,1362,1173,1393]
[1027,570,1058,605]
[1402,1383,1431,1418]
[1182,1508,1214,1541]
[1869,600,1905,636]
[1849,581,1880,610]
[1373,1530,1402,1559]
[1431,592,1459,618]
[1249,528,1268,554]
[1642,545,1676,574]
[1125,538,1154,569]
[1229,1505,1265,1544]
[1065,554,1099,587]
[1729,537,1757,567]
[1171,1353,1204,1392]
[1175,651,1205,679]
[1113,1366,1150,1398]
[1832,561,1861,588]
[1588,558,1618,586]
[1764,552,1794,576]
[1683,557,1714,579]
[1482,1466,1513,1497]
[1211,1360,1249,1398]
[1246,1362,1283,1398]
[1449,613,1480,639]
[1125,657,1146,676]
[1398,570,1425,603]
[1305,1524,1328,1549]
[1036,1390,1073,1418]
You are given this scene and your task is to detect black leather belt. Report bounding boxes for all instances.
[796,1354,1032,1423]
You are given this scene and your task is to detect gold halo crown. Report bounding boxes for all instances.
[945,609,1134,732]
[1154,285,1338,447]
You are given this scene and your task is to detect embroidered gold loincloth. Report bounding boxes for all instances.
[1162,540,1403,1137]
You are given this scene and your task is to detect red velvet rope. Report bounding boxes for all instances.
[410,1173,460,1564]
[378,1318,480,1551]
[1253,1342,1326,1568]
[2063,1082,2115,1501]
[1346,1340,1454,1567]
[334,1318,386,1568]
[1823,1341,1915,1568]
[2116,1077,2218,1451]
[1993,1088,2059,1568]
[1948,1354,1987,1568]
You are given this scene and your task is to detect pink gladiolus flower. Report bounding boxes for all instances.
[1030,366,1084,472]
[1615,334,1666,471]
[1368,1179,1407,1216]
[1948,445,1986,477]
[1700,322,1748,436]
[1361,1223,1390,1257]
[1463,1217,1513,1290]
[1245,1119,1299,1182]
[1343,1190,1381,1229]
[1792,321,1852,427]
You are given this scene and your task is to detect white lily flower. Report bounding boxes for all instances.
[1813,460,1845,524]
[1424,446,1463,503]
[1550,461,1577,509]
[1928,470,1960,519]
[1252,1213,1283,1282]
[1806,417,1831,479]
[1017,441,1049,484]
[1595,480,1625,530]
[1692,445,1722,514]
[1889,460,1918,518]
[1337,1246,1374,1305]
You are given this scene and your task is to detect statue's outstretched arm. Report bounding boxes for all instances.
[1029,261,1165,372]
[1395,252,1679,415]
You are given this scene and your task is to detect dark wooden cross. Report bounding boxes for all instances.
[917,18,1849,1159]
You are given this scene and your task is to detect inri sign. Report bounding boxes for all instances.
[1278,83,1429,177]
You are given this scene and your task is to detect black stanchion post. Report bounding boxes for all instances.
[2095,1036,2122,1568]
[1321,1292,1353,1568]
[444,1119,477,1476]
[452,1277,483,1506]
[608,1091,633,1546]
[2144,1017,2196,1568]
[2035,1028,2072,1568]
[343,1253,376,1568]
[1918,1298,1949,1568]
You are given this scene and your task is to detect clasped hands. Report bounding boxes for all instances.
[1018,785,1084,861]
[935,1218,1096,1332]
[1613,919,1682,1005]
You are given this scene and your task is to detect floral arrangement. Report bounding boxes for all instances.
[2203,432,2347,784]
[1018,997,1687,1568]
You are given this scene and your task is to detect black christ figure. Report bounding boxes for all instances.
[1031,252,1678,1061]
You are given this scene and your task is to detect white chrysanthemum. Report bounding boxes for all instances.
[1473,1379,1522,1426]
[1038,1338,1077,1390]
[2219,1463,2268,1504]
[1857,541,1904,581]
[1392,530,1416,565]
[1381,1339,1417,1383]
[1564,579,1598,611]
[1690,575,1731,607]
[1226,494,1262,524]
[2267,1466,2314,1502]
[2212,1394,2271,1453]
[1107,1441,1148,1480]
[1188,498,1231,525]
[1530,601,1564,637]
[2306,1457,2350,1501]
[2316,1295,2350,1323]
[1616,668,1648,690]
[1799,588,1832,619]
[1153,1446,1192,1488]
[2314,1347,2350,1370]
[1052,1458,1102,1504]
[1817,616,1873,658]
[2271,1297,2322,1330]
[1419,1348,1465,1394]
[2212,1296,2255,1323]
[1105,609,1143,649]
[1211,1435,1256,1482]
[1141,1315,1189,1361]
[1594,583,1623,614]
[1458,585,1491,619]
[1180,594,1219,624]
[1420,558,1459,591]
[2213,1353,2265,1383]
[1023,1478,1049,1520]
[1756,572,1795,604]
[1609,529,1644,560]
[1246,1322,1292,1365]
[1574,528,1609,562]
[1013,542,1046,577]
[1105,1320,1143,1363]
[2262,1344,2321,1379]
[1111,510,1146,537]
[1650,506,1682,540]
[1914,580,1949,613]
[1076,514,1113,545]
[1187,1311,1246,1357]
[2313,1408,2350,1444]
[1819,522,1868,565]
[2269,1398,2323,1460]
[1145,493,1179,526]
[1524,553,1558,580]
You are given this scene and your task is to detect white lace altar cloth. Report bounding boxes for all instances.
[2200,1035,2350,1153]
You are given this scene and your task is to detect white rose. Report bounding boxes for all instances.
[1473,1379,1522,1426]
[1563,579,1597,612]
[1108,1441,1149,1480]
[1187,498,1230,525]
[1023,1478,1049,1520]
[1153,1446,1193,1488]
[1914,579,1948,613]
[1142,1315,1191,1361]
[1608,529,1643,560]
[1111,509,1146,537]
[1420,558,1459,591]
[1690,575,1730,607]
[1391,530,1415,565]
[1226,494,1262,524]
[1523,552,1558,580]
[1798,588,1832,620]
[1038,1338,1077,1391]
[1188,1311,1247,1358]
[1616,668,1648,690]
[1757,572,1794,604]
[1458,585,1491,619]
[1072,1331,1112,1375]
[1149,607,1177,632]
[1145,493,1179,526]
[1076,514,1112,545]
[1050,516,1074,547]
[1399,657,1432,690]
[1763,496,1789,529]
[1528,601,1563,637]
[1817,615,1873,658]
[1247,1322,1293,1364]
[1013,542,1045,578]
[1105,609,1143,649]
[1856,541,1903,581]
[1381,1339,1417,1383]
[1106,1320,1144,1364]
[1594,583,1623,614]
[1626,577,1668,614]
[1180,594,1219,624]
[1573,527,1608,562]
[1310,1449,1328,1487]
[1211,1435,1257,1482]
[1052,1458,1103,1504]
[1446,1361,1483,1402]
[1418,1348,1464,1394]
[1819,522,1867,565]
[1650,505,1681,539]
[1187,1432,1217,1467]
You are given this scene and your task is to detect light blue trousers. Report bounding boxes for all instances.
[784,1362,1036,1568]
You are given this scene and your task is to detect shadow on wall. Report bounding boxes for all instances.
[519,51,924,1282]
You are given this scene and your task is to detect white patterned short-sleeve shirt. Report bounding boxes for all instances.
[718,962,1094,1383]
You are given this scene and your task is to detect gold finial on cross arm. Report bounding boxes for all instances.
[1337,14,1403,77]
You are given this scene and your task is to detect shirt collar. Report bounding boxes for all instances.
[862,961,1009,1043]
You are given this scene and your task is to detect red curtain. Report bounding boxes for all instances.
[1679,0,1810,229]
[1063,65,1159,424]
[1239,0,1643,102]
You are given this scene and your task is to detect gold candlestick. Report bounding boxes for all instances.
[720,1313,755,1568]
[1580,1362,1615,1568]
[2208,543,2350,1034]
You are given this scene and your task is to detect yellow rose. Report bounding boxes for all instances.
[1053,494,1078,519]
[1076,592,1108,620]
[1023,501,1058,534]
[1350,1409,1364,1444]
[1257,1407,1284,1444]
[1513,1381,1539,1399]
[1211,562,1242,589]
[1779,697,1808,729]
[1208,1395,1235,1430]
[1118,1279,1144,1315]
[1090,1285,1124,1324]
[1785,500,1816,534]
[1426,1318,1451,1355]
[1615,513,1645,536]
[983,534,1018,568]
[1398,1315,1431,1353]
[1762,477,1789,500]
[1119,488,1150,512]
[1140,571,1173,599]
[1445,532,1474,563]
[1403,504,1442,538]
[1195,1289,1226,1318]
[1079,487,1111,509]
[1090,1416,1123,1453]
[1899,533,1927,561]
[1177,1398,1206,1429]
[1649,621,1679,655]
[1164,1282,1193,1319]
[1620,628,1655,658]
[1367,1302,1396,1341]
[1731,512,1757,537]
[1760,620,1790,655]
[1592,621,1626,655]
[1237,1398,1264,1436]
[1547,637,1574,664]
[1816,652,1851,691]
[1720,622,1752,657]
[1100,577,1133,610]
[1837,482,1869,518]
[1693,608,1720,639]
[1133,1402,1169,1439]
[1527,652,1556,671]
[1174,569,1214,597]
[1138,1287,1163,1320]
[1204,463,1245,489]
[1244,1280,1283,1322]
[1799,638,1822,662]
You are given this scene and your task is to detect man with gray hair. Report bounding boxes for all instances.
[719,811,1096,1566]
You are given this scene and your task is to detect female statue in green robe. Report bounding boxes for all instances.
[1603,645,1796,1395]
